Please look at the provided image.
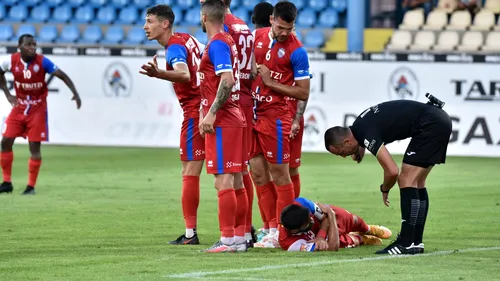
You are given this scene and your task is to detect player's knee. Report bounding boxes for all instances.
[289,167,299,176]
[233,173,244,189]
[214,174,234,191]
[417,179,426,188]
[249,160,270,186]
[397,175,418,188]
[269,165,291,186]
[1,138,14,151]
[249,170,268,186]
[181,160,203,176]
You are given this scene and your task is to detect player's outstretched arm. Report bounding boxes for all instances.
[140,54,191,83]
[159,63,190,83]
[53,69,82,109]
[376,145,399,206]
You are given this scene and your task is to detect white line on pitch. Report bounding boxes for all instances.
[165,246,500,279]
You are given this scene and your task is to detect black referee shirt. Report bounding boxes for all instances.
[349,100,429,156]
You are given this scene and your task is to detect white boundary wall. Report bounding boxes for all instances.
[1,55,499,157]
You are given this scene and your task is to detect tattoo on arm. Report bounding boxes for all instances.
[294,99,308,122]
[209,78,232,114]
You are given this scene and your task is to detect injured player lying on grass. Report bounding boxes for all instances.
[276,198,392,252]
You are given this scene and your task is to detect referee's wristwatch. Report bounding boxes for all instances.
[380,184,389,194]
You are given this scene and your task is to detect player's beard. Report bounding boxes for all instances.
[201,22,207,33]
[272,27,287,43]
[22,50,36,61]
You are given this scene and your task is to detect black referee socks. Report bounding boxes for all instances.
[399,187,420,247]
[414,188,429,245]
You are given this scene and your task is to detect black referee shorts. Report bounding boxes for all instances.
[403,105,452,168]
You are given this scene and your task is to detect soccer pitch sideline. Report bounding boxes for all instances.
[1,145,499,281]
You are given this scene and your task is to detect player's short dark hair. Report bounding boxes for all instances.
[281,204,310,231]
[202,0,226,23]
[18,34,34,46]
[273,1,298,23]
[146,4,175,27]
[252,2,273,27]
[324,126,350,150]
[222,0,231,8]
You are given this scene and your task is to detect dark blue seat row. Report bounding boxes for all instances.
[0,0,347,12]
[0,23,326,48]
[0,24,150,45]
[0,5,341,28]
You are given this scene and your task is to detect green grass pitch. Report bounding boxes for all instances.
[1,145,499,281]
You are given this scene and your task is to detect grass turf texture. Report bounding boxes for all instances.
[1,145,499,281]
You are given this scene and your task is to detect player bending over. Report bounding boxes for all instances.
[0,34,81,195]
[324,98,452,255]
[198,0,248,253]
[279,197,392,252]
[141,4,205,245]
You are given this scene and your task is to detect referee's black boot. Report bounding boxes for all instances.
[0,182,13,193]
[375,239,414,255]
[22,186,35,195]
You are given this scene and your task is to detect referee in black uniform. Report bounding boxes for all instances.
[323,97,452,255]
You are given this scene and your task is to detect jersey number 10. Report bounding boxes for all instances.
[23,69,32,79]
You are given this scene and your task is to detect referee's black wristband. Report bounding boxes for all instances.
[380,185,389,194]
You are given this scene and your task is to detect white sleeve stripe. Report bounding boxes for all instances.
[215,69,233,75]
[172,61,188,67]
[294,76,310,81]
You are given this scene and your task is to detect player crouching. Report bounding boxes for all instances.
[277,198,392,252]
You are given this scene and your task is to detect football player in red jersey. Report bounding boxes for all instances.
[220,0,256,246]
[250,1,311,247]
[279,198,393,252]
[251,1,273,241]
[141,5,205,245]
[0,34,81,195]
[198,0,248,253]
[200,0,257,248]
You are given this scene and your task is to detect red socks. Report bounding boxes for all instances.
[291,174,301,198]
[182,175,200,229]
[218,189,237,238]
[256,182,277,229]
[1,153,42,187]
[1,152,13,182]
[235,188,248,237]
[242,173,253,233]
[276,183,295,224]
[28,158,42,187]
[256,189,269,229]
